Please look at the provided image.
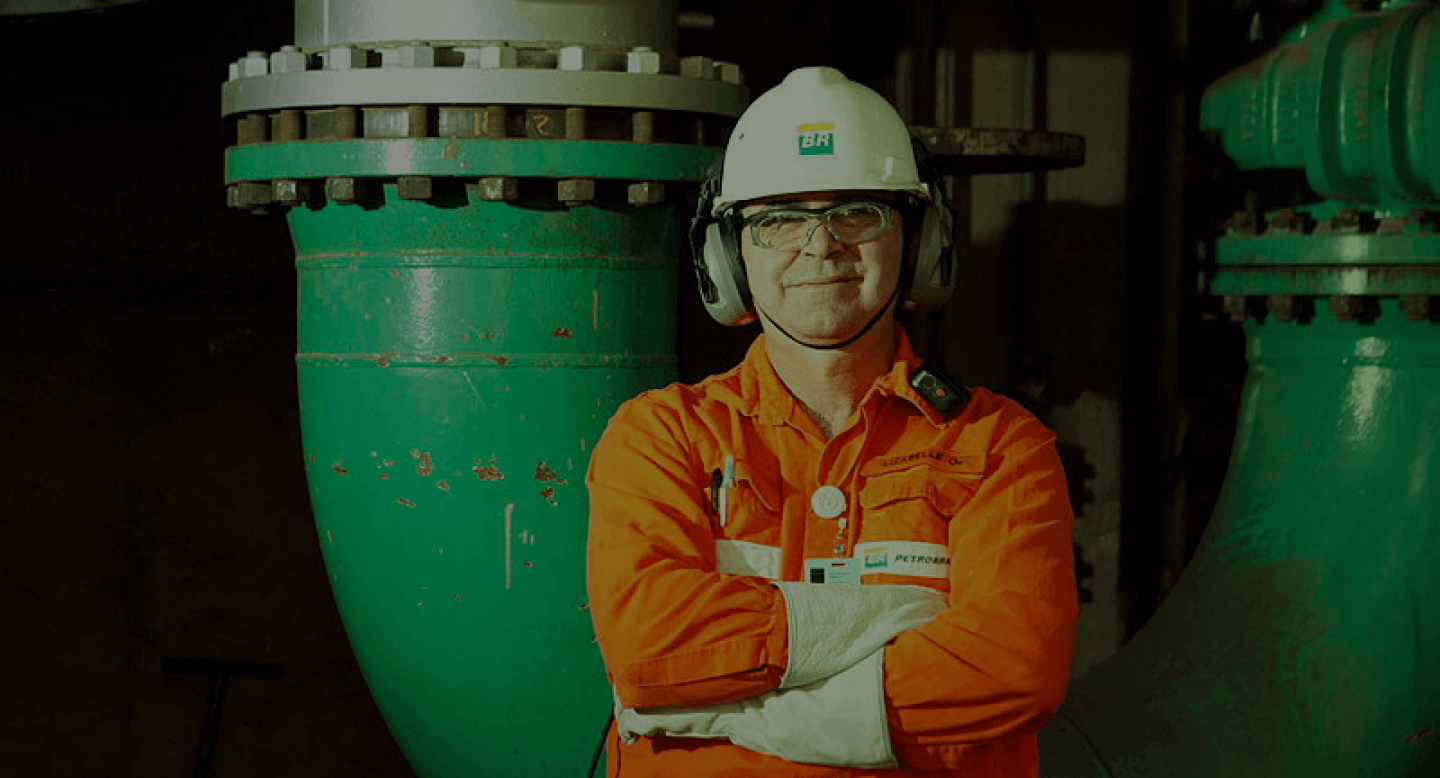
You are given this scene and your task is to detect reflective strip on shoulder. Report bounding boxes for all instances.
[715,539,781,580]
[855,541,951,579]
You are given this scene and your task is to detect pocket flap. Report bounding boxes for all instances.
[859,468,974,516]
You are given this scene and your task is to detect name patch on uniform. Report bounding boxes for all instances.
[715,539,780,580]
[853,541,951,579]
[804,557,861,585]
[797,123,834,155]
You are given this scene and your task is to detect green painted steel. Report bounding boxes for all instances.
[224,138,720,183]
[293,185,690,776]
[1042,2,1440,774]
[1199,3,1439,211]
[1040,300,1440,775]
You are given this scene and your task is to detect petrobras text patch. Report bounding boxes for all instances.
[797,123,834,155]
[854,541,951,579]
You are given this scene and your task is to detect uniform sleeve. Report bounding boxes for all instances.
[585,394,789,710]
[883,414,1079,768]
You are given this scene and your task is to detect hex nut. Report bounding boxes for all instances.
[559,46,597,71]
[227,61,240,81]
[1222,295,1248,323]
[473,45,518,69]
[680,56,715,79]
[397,176,434,201]
[236,181,273,208]
[326,176,364,204]
[1223,210,1254,236]
[1400,295,1431,322]
[628,181,665,206]
[271,46,309,74]
[627,47,662,74]
[326,45,368,70]
[226,184,242,209]
[1329,295,1363,322]
[558,178,596,205]
[1266,207,1299,236]
[385,44,436,68]
[474,176,519,202]
[241,51,269,78]
[1334,207,1362,233]
[1267,294,1297,322]
[272,179,311,206]
[715,61,744,85]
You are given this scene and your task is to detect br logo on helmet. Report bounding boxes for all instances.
[797,123,835,156]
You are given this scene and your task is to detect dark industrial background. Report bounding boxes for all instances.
[1,0,1302,774]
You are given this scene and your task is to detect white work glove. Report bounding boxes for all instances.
[774,582,947,688]
[616,649,897,769]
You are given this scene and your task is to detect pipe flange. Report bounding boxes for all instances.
[222,43,746,117]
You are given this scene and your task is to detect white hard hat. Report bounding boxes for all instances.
[715,66,929,213]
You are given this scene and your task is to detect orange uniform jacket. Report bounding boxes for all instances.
[586,330,1078,776]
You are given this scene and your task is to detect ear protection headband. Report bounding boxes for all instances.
[688,138,957,327]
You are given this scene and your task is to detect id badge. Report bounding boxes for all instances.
[804,557,861,585]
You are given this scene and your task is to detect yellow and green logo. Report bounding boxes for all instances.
[797,123,834,156]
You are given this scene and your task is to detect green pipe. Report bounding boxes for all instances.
[1041,298,1440,775]
[290,180,699,776]
[1041,3,1439,774]
[1200,2,1439,212]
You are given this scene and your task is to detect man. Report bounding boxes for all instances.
[586,66,1077,776]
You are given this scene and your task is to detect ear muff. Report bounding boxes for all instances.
[903,138,957,311]
[690,153,756,327]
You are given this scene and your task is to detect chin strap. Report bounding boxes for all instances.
[756,283,901,351]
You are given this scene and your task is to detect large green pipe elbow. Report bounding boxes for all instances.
[219,2,746,774]
[1199,2,1439,210]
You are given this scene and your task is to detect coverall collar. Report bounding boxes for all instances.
[733,327,948,430]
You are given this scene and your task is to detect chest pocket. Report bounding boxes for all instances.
[711,461,782,579]
[856,458,981,589]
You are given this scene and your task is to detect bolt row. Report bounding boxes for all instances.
[1220,293,1434,323]
[235,105,723,146]
[228,43,744,84]
[1225,206,1437,237]
[227,176,670,210]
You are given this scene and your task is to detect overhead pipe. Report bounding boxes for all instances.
[219,1,746,775]
[1040,3,1439,775]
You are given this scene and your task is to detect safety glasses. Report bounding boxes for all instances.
[740,201,896,251]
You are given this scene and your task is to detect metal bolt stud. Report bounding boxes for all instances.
[626,46,662,74]
[240,51,269,77]
[1267,294,1297,322]
[474,176,519,202]
[326,176,364,204]
[1224,210,1255,237]
[680,55,715,79]
[559,46,597,71]
[715,61,744,85]
[397,176,434,201]
[1222,295,1249,323]
[1401,208,1435,234]
[326,45,367,70]
[1334,207,1362,233]
[1266,207,1299,236]
[272,179,311,206]
[558,178,595,206]
[473,45,517,69]
[234,181,273,208]
[627,181,665,207]
[1400,295,1431,322]
[271,45,309,74]
[386,42,435,68]
[1330,295,1363,322]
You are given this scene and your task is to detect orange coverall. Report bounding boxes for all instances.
[586,330,1078,776]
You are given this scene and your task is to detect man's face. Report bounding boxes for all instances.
[739,190,905,345]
